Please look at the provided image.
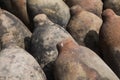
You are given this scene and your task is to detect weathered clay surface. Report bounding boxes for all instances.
[31,14,72,67]
[0,9,31,50]
[54,38,119,80]
[30,14,72,80]
[0,46,46,80]
[1,32,17,49]
[103,0,120,16]
[65,0,103,17]
[0,0,30,27]
[27,0,70,27]
[99,9,120,78]
[67,5,102,55]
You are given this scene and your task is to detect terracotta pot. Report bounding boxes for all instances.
[67,5,102,56]
[27,0,70,28]
[99,9,120,78]
[54,38,119,80]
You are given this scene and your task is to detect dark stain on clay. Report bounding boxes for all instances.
[0,19,7,51]
[43,62,55,80]
[24,37,31,52]
[84,30,101,57]
[106,49,120,77]
[0,19,7,38]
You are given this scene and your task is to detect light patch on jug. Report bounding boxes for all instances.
[46,51,54,56]
[0,14,14,29]
[66,62,87,79]
[60,43,64,48]
[42,8,56,14]
[89,17,102,33]
[39,22,44,26]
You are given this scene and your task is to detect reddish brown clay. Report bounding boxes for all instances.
[54,38,119,80]
[99,9,120,78]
